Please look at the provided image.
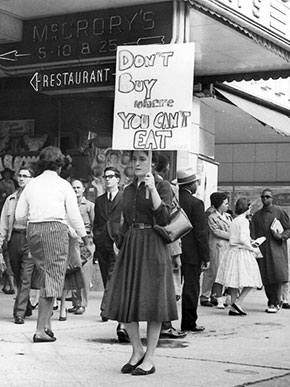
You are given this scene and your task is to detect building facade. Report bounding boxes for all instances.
[0,0,290,207]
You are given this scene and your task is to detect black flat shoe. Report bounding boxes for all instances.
[282,302,290,309]
[232,303,247,315]
[117,326,130,343]
[121,355,145,374]
[44,328,54,338]
[4,289,15,295]
[59,308,67,321]
[200,300,213,307]
[132,366,156,376]
[68,306,77,313]
[33,334,56,343]
[31,302,39,310]
[229,310,242,316]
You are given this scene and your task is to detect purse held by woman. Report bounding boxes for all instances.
[66,226,82,274]
[154,195,192,243]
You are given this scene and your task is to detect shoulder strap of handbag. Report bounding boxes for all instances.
[171,186,181,210]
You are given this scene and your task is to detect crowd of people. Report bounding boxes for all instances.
[0,145,290,375]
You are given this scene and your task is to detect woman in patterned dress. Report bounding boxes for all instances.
[103,150,177,375]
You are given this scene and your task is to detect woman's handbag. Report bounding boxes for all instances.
[154,194,193,244]
[66,226,82,275]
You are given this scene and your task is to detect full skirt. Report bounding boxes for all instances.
[215,246,262,288]
[103,228,178,323]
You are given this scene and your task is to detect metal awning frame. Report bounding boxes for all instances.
[186,0,290,82]
[214,83,290,137]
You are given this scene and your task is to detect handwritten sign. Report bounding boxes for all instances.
[112,43,195,150]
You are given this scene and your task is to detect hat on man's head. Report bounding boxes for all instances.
[176,167,199,185]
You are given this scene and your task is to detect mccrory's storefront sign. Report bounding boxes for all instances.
[0,2,173,70]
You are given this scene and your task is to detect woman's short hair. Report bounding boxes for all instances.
[38,146,65,172]
[235,197,250,215]
[211,192,228,209]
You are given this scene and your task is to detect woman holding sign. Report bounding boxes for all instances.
[103,150,177,375]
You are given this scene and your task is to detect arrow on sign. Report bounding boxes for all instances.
[124,35,166,46]
[30,72,41,92]
[0,49,31,61]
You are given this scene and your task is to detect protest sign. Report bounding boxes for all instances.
[112,43,195,150]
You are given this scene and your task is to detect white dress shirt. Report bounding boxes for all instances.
[107,188,119,201]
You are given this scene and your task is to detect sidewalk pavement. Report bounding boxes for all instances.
[0,288,290,387]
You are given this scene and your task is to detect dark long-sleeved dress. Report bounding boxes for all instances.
[103,176,178,323]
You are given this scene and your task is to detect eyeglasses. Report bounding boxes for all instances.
[18,174,31,179]
[261,195,272,199]
[104,174,115,180]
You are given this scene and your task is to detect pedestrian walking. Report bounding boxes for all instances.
[215,197,262,316]
[15,146,90,342]
[251,189,290,313]
[0,166,36,324]
[200,192,232,309]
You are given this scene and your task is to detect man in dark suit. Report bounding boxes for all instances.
[93,166,129,342]
[177,167,210,332]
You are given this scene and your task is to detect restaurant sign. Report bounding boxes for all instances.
[30,63,115,93]
[0,2,173,70]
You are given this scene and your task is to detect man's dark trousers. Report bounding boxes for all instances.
[181,262,201,330]
[8,232,34,318]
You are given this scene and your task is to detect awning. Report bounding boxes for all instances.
[188,1,290,82]
[215,88,290,137]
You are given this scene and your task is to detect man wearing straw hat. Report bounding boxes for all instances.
[177,167,210,332]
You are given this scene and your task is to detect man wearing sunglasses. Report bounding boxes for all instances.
[0,167,35,324]
[251,189,290,313]
[93,167,129,342]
